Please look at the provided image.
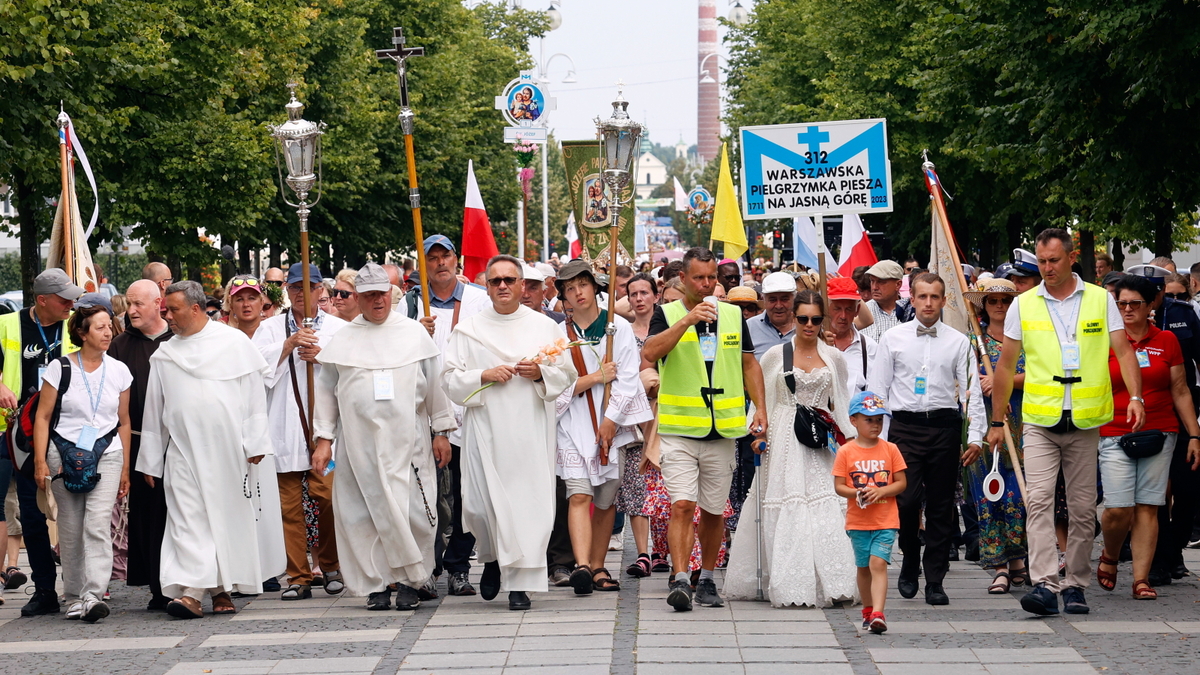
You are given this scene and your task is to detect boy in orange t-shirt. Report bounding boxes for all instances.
[833,391,908,634]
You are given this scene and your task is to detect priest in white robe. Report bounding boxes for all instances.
[137,281,279,619]
[312,263,455,611]
[443,255,576,610]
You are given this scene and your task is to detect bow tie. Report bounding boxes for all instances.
[916,325,938,337]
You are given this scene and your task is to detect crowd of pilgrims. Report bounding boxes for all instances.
[2,229,1198,635]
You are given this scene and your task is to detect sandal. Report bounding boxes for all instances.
[323,570,345,595]
[1097,553,1119,592]
[651,553,670,573]
[569,565,594,596]
[281,584,312,601]
[1009,567,1029,588]
[166,597,204,619]
[988,571,1011,594]
[1132,579,1157,600]
[211,592,237,614]
[592,567,620,592]
[626,553,652,578]
[3,566,27,589]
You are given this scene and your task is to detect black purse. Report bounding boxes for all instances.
[782,341,831,449]
[1118,430,1167,460]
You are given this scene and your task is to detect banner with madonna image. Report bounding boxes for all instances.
[560,139,636,266]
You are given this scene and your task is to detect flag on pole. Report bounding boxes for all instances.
[792,216,821,270]
[47,112,98,293]
[565,212,581,260]
[460,160,498,282]
[836,213,877,276]
[710,143,748,260]
[924,163,971,334]
[673,177,688,212]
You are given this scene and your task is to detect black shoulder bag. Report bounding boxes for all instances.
[782,340,831,448]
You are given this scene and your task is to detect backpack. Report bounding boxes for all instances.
[6,356,71,480]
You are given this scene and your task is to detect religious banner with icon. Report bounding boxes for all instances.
[560,139,636,265]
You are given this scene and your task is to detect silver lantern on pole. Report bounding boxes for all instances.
[268,83,326,432]
[593,83,643,442]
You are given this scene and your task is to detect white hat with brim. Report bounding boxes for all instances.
[963,278,1020,308]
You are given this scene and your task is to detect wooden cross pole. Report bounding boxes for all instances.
[377,27,431,316]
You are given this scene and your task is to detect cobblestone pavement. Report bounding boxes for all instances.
[2,541,1198,674]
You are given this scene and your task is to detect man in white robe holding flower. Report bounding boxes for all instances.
[443,255,576,611]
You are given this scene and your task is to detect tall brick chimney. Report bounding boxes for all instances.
[698,0,719,165]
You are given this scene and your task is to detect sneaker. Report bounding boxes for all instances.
[1020,583,1060,616]
[449,571,477,596]
[21,589,60,617]
[860,606,873,630]
[103,589,111,601]
[667,579,693,611]
[609,532,623,551]
[548,566,572,587]
[65,600,85,620]
[262,577,282,592]
[1187,537,1200,549]
[1061,586,1089,614]
[1058,551,1066,578]
[366,588,392,611]
[394,584,420,610]
[82,599,110,623]
[694,577,724,607]
[868,611,887,634]
[417,577,438,601]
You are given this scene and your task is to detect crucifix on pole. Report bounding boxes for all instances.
[376,27,432,316]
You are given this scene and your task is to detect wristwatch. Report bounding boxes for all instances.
[432,430,450,437]
[990,421,1005,428]
[1129,396,1145,404]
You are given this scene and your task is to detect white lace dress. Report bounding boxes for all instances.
[724,342,860,608]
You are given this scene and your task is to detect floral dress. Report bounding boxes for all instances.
[965,333,1028,569]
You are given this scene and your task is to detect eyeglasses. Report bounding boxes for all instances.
[985,297,1014,306]
[330,289,353,299]
[1116,300,1146,309]
[794,315,824,325]
[1165,292,1190,301]
[487,276,520,288]
[317,297,330,306]
[231,277,259,287]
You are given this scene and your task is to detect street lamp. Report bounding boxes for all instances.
[268,83,326,428]
[538,53,578,84]
[699,53,718,85]
[545,2,562,30]
[728,1,750,26]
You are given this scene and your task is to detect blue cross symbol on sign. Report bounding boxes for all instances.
[737,118,893,219]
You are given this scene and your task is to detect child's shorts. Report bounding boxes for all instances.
[847,528,897,568]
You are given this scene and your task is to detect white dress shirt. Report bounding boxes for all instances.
[839,326,877,393]
[869,319,985,445]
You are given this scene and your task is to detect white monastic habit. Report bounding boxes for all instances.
[443,305,576,592]
[555,314,653,484]
[313,312,455,595]
[136,320,284,598]
[252,310,348,472]
[422,282,490,448]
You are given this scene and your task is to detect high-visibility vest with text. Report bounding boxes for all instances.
[657,300,746,438]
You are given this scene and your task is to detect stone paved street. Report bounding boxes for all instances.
[3,541,1199,674]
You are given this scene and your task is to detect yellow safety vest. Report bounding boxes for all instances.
[1018,284,1113,429]
[657,300,746,438]
[0,310,76,432]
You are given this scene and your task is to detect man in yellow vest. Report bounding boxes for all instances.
[989,228,1144,617]
[642,247,767,611]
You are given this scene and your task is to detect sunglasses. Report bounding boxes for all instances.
[849,470,890,488]
[985,296,1014,306]
[795,315,824,325]
[1117,300,1146,309]
[1165,292,1190,301]
[330,289,353,299]
[231,277,259,287]
[206,309,219,317]
[264,279,283,286]
[487,276,520,288]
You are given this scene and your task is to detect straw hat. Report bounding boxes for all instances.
[726,286,761,307]
[963,278,1019,308]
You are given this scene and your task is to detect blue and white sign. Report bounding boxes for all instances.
[495,70,556,145]
[738,119,892,219]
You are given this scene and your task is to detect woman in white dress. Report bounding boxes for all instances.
[725,289,859,607]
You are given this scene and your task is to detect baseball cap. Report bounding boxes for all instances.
[33,268,85,300]
[1125,264,1171,285]
[865,260,904,280]
[761,271,797,294]
[848,391,891,417]
[286,263,323,285]
[1101,271,1126,287]
[536,262,557,279]
[424,234,456,255]
[355,262,392,293]
[827,277,861,301]
[522,264,546,283]
[228,274,263,296]
[75,292,113,316]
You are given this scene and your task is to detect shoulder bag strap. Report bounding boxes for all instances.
[451,299,462,331]
[51,355,71,430]
[565,320,600,438]
[859,333,868,385]
[283,319,314,454]
[782,339,796,395]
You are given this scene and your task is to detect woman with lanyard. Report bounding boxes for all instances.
[963,279,1030,593]
[32,294,133,622]
[1097,275,1200,599]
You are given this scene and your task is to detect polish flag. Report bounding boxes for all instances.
[836,213,878,276]
[565,212,581,259]
[460,160,498,282]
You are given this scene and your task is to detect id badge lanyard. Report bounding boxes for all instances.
[75,352,107,451]
[34,312,62,388]
[1048,296,1082,374]
[914,332,931,397]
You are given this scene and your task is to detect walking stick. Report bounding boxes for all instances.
[754,441,765,601]
[377,28,431,318]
